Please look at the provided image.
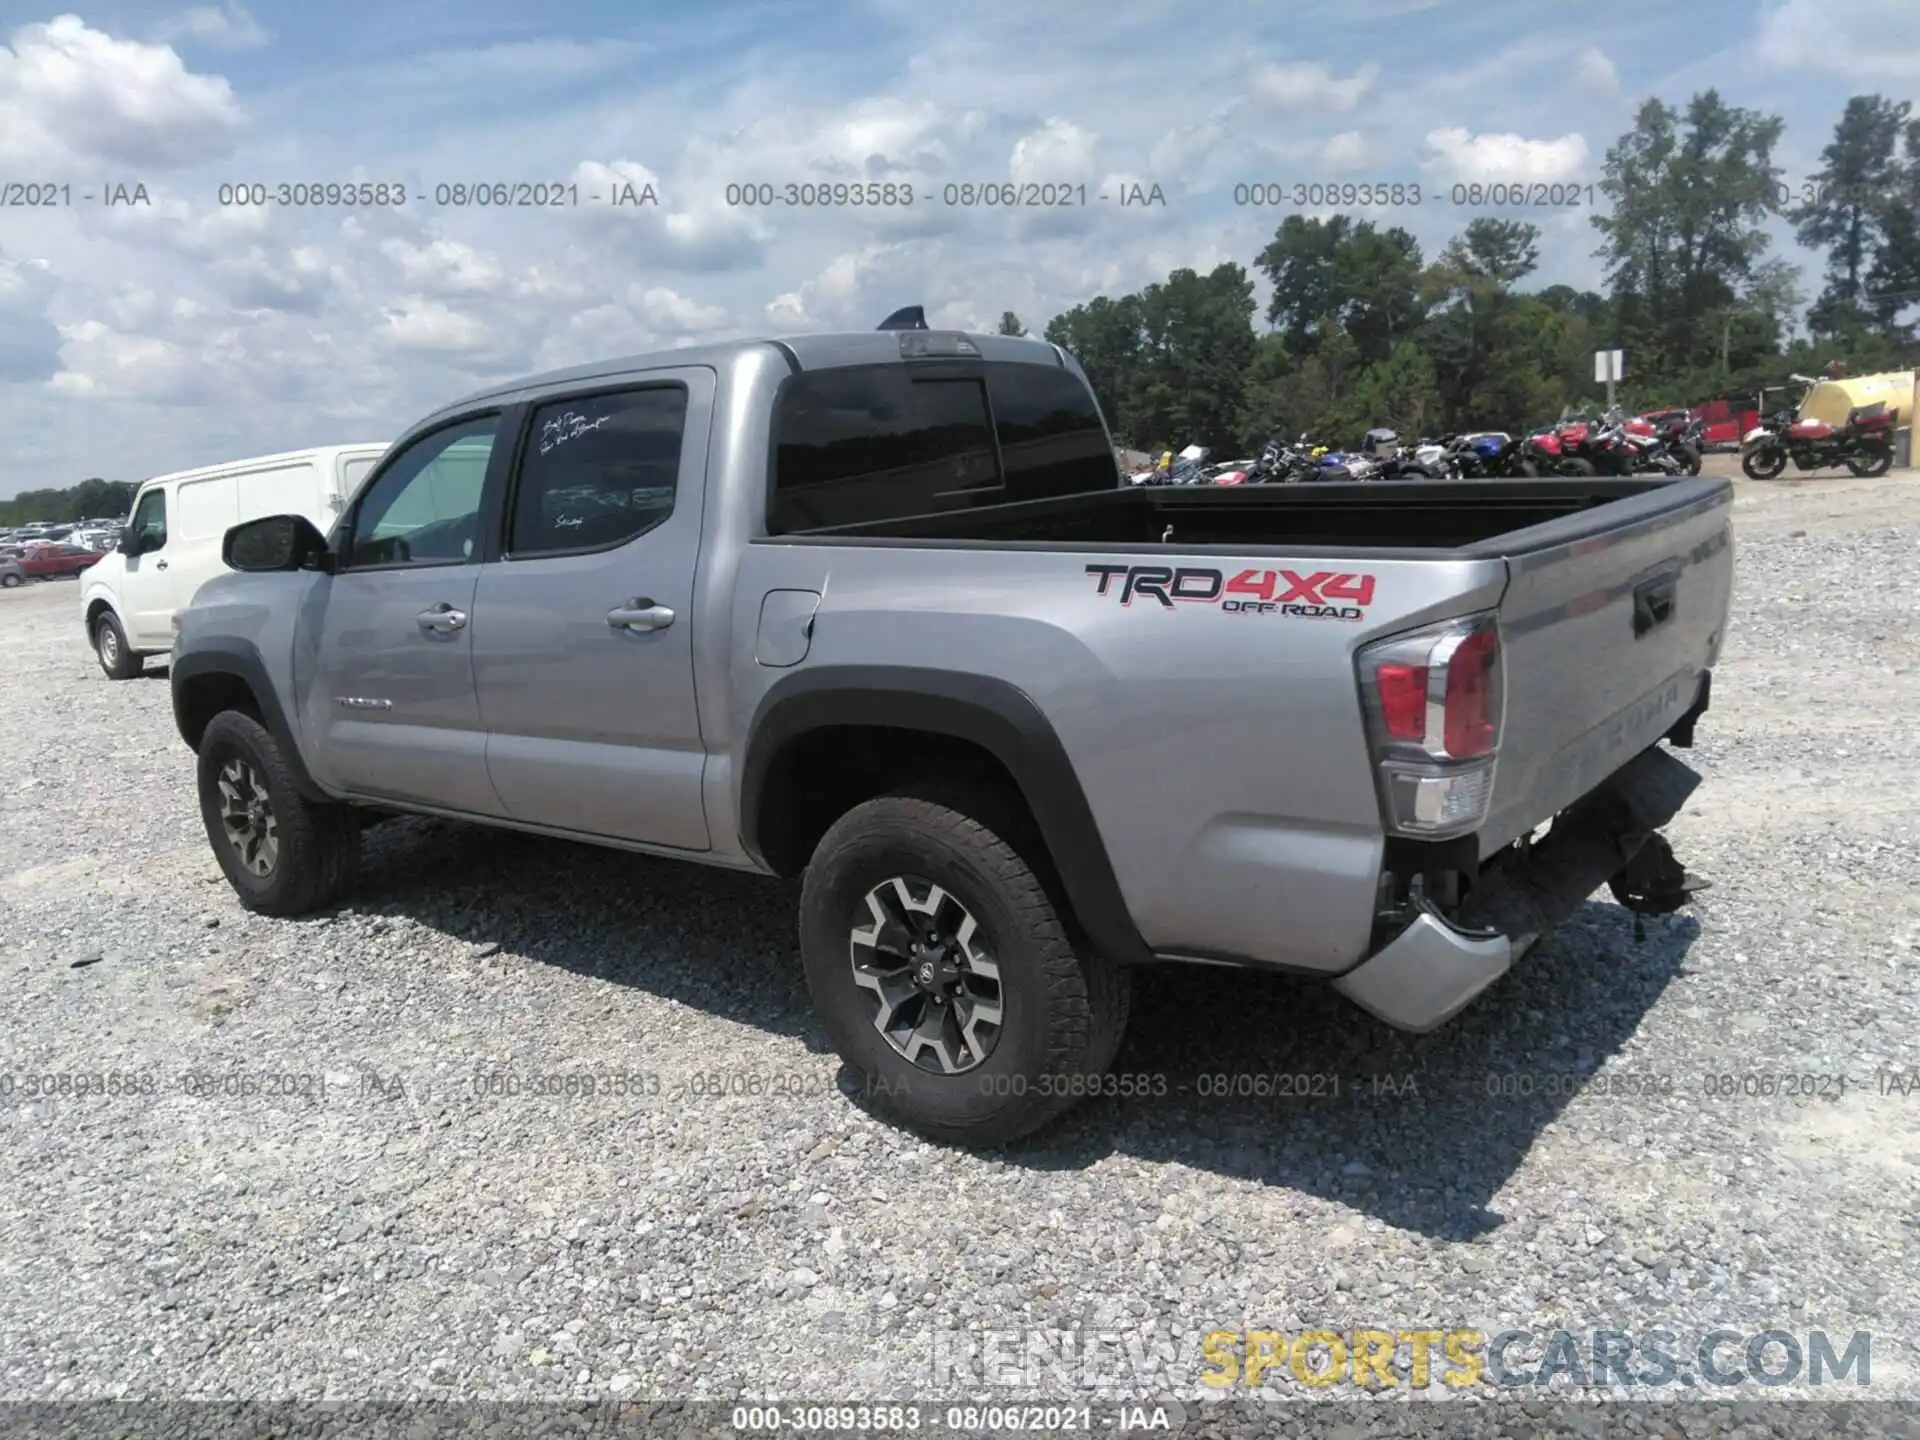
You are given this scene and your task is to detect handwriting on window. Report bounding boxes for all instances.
[538,409,614,456]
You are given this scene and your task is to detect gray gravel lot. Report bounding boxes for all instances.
[2,474,1918,1427]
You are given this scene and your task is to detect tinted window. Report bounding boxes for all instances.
[129,489,167,549]
[508,386,687,556]
[347,416,499,568]
[986,364,1118,497]
[770,367,1000,532]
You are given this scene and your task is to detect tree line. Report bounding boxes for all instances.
[0,478,137,528]
[1016,89,1920,455]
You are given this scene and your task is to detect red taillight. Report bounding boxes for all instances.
[1443,628,1498,757]
[1359,616,1503,760]
[1375,664,1429,739]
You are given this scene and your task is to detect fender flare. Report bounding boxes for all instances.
[171,641,328,801]
[740,665,1153,965]
[80,587,119,632]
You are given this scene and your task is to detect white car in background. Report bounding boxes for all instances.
[82,443,389,678]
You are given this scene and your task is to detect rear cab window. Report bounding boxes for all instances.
[767,358,1115,533]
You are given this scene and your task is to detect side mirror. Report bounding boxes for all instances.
[117,532,142,557]
[224,514,332,573]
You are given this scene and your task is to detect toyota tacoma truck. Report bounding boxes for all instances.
[167,314,1731,1144]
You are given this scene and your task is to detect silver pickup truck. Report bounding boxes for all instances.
[169,318,1733,1144]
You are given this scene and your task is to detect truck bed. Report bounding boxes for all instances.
[782,476,1721,557]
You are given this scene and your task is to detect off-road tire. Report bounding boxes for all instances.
[800,789,1129,1146]
[93,611,142,679]
[197,710,359,916]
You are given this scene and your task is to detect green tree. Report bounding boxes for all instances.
[0,478,136,527]
[1864,112,1920,341]
[1592,91,1789,381]
[1332,340,1440,446]
[996,311,1028,337]
[1792,95,1912,338]
[1254,215,1426,365]
[1045,295,1144,442]
[1418,219,1546,428]
[1127,264,1258,452]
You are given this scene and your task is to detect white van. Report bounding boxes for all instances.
[82,443,389,678]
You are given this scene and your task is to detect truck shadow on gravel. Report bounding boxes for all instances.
[1039,904,1701,1241]
[340,815,1699,1242]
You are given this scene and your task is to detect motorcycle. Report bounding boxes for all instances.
[1520,424,1591,476]
[1310,449,1383,482]
[1596,406,1694,477]
[1448,431,1536,479]
[1360,428,1437,480]
[1646,412,1705,475]
[1248,434,1324,483]
[1740,374,1896,479]
[1549,414,1610,476]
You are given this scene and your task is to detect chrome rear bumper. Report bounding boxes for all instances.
[1335,744,1704,1033]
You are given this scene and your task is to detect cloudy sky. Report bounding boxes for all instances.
[0,0,1912,495]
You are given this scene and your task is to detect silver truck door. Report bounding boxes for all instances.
[300,414,508,816]
[470,370,714,850]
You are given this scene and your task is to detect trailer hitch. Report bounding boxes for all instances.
[1608,831,1711,940]
[1457,746,1711,947]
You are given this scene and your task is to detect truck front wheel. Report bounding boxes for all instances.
[799,790,1129,1146]
[93,612,142,679]
[196,710,360,916]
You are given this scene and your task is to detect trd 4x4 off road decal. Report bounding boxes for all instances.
[1085,564,1375,619]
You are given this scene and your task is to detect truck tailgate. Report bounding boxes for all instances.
[1476,478,1733,856]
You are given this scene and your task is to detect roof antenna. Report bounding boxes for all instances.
[877,306,928,331]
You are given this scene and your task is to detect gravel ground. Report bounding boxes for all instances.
[2,473,1918,1431]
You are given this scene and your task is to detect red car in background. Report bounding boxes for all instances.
[12,543,104,580]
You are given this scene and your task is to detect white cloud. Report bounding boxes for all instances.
[1251,61,1378,113]
[51,321,209,402]
[156,4,269,51]
[0,5,1859,494]
[1009,119,1098,185]
[0,15,246,168]
[378,238,506,297]
[1424,127,1589,183]
[0,253,62,382]
[1756,0,1920,80]
[382,298,491,352]
[1322,131,1370,169]
[632,286,728,333]
[1573,46,1618,94]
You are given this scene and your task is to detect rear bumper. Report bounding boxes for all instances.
[1332,905,1524,1033]
[1334,743,1703,1032]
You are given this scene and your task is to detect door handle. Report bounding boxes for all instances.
[155,559,168,570]
[416,604,468,634]
[607,599,674,632]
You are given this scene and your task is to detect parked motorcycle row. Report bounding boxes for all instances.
[1737,373,1898,480]
[1129,409,1709,487]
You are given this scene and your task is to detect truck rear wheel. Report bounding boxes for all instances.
[799,789,1129,1146]
[196,710,360,916]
